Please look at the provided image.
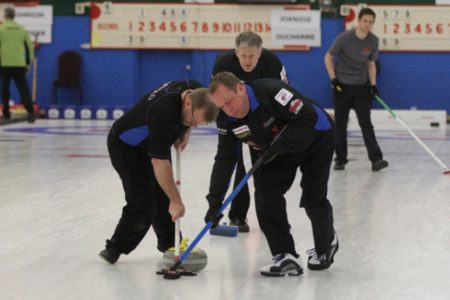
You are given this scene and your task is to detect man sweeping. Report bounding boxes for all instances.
[205,72,338,276]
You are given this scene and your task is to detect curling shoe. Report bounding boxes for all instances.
[99,248,121,264]
[230,218,250,233]
[27,113,36,124]
[372,159,388,171]
[260,253,303,277]
[307,233,339,271]
[334,160,346,171]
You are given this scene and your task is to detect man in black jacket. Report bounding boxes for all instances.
[99,80,217,264]
[210,31,288,232]
[205,72,338,276]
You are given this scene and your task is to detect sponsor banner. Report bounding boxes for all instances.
[0,4,53,43]
[90,2,310,50]
[343,5,450,51]
[271,29,320,47]
[15,6,53,25]
[270,9,321,47]
[24,23,52,43]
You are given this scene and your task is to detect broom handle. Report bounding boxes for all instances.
[175,148,181,260]
[174,125,288,268]
[374,95,449,171]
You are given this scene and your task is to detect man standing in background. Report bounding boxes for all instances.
[209,31,288,232]
[324,7,388,171]
[0,7,35,123]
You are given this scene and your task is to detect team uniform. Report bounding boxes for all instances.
[329,29,384,164]
[103,80,202,256]
[207,79,337,273]
[211,49,288,226]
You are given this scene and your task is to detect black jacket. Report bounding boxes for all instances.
[212,48,288,83]
[207,79,332,206]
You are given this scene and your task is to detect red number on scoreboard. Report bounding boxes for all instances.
[159,22,166,32]
[393,23,400,34]
[415,24,421,33]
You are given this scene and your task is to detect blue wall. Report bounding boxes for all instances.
[24,16,450,112]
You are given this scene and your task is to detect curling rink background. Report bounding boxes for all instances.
[0,119,449,300]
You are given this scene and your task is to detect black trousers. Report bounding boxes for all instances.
[229,146,262,221]
[254,130,335,257]
[334,83,382,162]
[105,131,175,254]
[1,67,34,116]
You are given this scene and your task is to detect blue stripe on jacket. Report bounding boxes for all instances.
[313,105,331,131]
[119,126,149,146]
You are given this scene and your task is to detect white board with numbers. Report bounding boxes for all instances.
[342,5,450,52]
[90,2,310,50]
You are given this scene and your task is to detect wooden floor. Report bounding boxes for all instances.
[1,119,449,300]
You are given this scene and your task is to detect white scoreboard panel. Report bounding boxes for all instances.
[90,2,310,50]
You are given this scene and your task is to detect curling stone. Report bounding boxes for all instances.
[163,238,207,272]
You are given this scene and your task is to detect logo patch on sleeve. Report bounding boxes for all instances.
[274,89,293,106]
[218,128,228,135]
[232,125,251,139]
[289,99,304,114]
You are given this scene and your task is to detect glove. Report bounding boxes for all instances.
[370,85,379,97]
[204,200,223,228]
[331,79,342,93]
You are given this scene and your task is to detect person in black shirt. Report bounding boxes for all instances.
[205,72,338,276]
[99,80,218,264]
[210,31,288,232]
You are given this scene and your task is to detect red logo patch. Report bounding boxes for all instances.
[362,47,371,54]
[289,99,303,114]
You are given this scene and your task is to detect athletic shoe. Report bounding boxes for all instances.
[334,160,346,170]
[260,253,303,277]
[27,113,36,124]
[230,218,250,233]
[307,233,339,270]
[372,160,389,171]
[99,248,121,264]
[2,110,10,120]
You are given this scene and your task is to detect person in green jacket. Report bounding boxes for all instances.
[0,7,35,123]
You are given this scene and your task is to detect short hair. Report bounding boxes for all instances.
[358,8,376,20]
[235,31,263,49]
[190,88,218,123]
[4,7,15,19]
[209,72,242,95]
